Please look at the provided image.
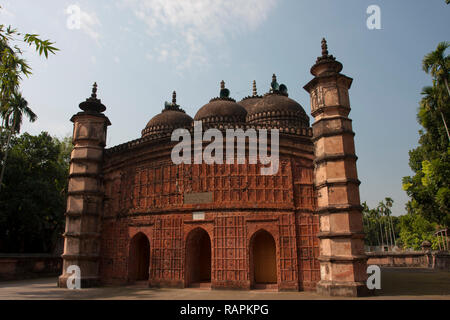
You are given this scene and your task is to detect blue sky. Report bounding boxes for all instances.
[1,0,449,216]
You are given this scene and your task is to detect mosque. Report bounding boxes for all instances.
[58,39,369,296]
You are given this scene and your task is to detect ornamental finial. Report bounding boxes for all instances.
[172,91,177,105]
[91,82,98,99]
[321,38,328,57]
[220,80,225,90]
[252,80,257,96]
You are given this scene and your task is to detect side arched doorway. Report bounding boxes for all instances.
[185,228,211,287]
[250,230,277,286]
[128,232,150,282]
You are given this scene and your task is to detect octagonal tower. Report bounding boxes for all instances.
[304,39,369,297]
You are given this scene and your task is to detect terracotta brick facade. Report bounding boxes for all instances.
[98,134,320,291]
[59,39,368,296]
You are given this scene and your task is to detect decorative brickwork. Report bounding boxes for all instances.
[61,39,367,296]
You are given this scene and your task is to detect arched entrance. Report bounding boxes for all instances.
[128,232,150,282]
[185,228,211,287]
[250,230,277,286]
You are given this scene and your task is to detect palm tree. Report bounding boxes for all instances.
[421,85,449,141]
[378,201,392,250]
[384,197,397,247]
[422,41,450,140]
[0,92,37,192]
[375,205,385,250]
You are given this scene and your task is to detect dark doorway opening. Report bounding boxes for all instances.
[128,232,150,282]
[185,228,211,288]
[251,230,277,286]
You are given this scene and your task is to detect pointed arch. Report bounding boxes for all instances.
[250,229,277,286]
[185,227,211,287]
[128,232,150,282]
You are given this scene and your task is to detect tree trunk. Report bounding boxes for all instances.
[443,78,450,141]
[387,215,394,249]
[0,118,15,192]
[389,216,397,247]
[384,218,390,249]
[378,217,384,250]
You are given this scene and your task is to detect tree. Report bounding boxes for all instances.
[422,41,450,140]
[0,92,36,191]
[0,22,58,112]
[398,213,440,251]
[362,199,400,249]
[0,132,71,253]
[362,202,380,247]
[403,44,450,228]
[0,12,58,191]
[384,197,397,247]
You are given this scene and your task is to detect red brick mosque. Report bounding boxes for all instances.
[58,39,369,296]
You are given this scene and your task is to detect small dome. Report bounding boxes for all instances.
[194,81,247,125]
[247,75,309,128]
[142,92,193,137]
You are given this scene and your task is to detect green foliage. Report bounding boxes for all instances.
[402,42,450,227]
[362,199,400,247]
[398,213,440,250]
[0,132,72,253]
[0,23,58,114]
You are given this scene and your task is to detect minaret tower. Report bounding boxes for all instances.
[304,39,369,296]
[58,83,111,288]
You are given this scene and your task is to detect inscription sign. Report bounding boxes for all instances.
[184,192,213,204]
[192,212,205,220]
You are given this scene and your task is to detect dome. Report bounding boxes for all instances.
[141,92,193,137]
[194,81,247,125]
[247,75,309,128]
[238,80,262,114]
[239,96,262,113]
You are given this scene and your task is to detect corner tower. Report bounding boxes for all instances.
[304,39,368,296]
[58,83,111,288]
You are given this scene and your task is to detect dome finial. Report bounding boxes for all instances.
[321,38,329,57]
[271,74,279,92]
[219,80,230,98]
[91,82,98,99]
[252,80,257,96]
[172,91,177,105]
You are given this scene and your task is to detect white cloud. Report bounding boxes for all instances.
[122,0,277,69]
[65,4,102,44]
[79,8,101,44]
[0,6,15,19]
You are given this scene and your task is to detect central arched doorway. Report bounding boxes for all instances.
[250,230,277,286]
[185,228,211,287]
[128,232,150,282]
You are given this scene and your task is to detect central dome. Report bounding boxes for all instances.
[194,81,247,126]
[238,80,263,114]
[142,91,193,137]
[247,75,309,128]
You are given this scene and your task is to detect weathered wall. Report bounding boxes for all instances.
[0,254,62,281]
[367,251,450,271]
[98,133,321,291]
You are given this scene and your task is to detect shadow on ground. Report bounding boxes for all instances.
[375,267,450,297]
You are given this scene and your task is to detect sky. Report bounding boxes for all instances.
[1,0,449,216]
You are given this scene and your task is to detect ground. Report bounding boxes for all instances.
[0,268,448,300]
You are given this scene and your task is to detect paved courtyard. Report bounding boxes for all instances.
[0,268,448,300]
